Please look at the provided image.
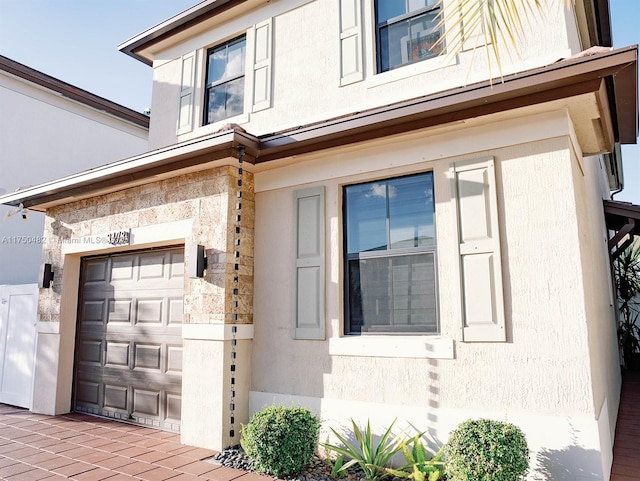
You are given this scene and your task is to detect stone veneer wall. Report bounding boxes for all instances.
[39,164,254,326]
[34,163,255,449]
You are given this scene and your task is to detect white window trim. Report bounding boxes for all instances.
[366,54,457,88]
[329,335,454,359]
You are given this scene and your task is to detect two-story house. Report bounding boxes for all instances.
[0,1,637,479]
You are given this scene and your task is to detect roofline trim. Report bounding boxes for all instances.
[0,55,150,129]
[118,0,246,66]
[1,46,636,211]
[0,129,258,210]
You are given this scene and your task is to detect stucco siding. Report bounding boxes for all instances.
[146,0,578,150]
[252,117,596,419]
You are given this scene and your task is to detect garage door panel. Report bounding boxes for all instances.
[105,342,130,367]
[133,388,160,416]
[77,339,103,365]
[166,393,182,423]
[80,300,106,324]
[75,380,101,405]
[107,299,132,323]
[111,258,135,281]
[139,254,167,279]
[84,259,109,284]
[168,298,184,325]
[104,384,128,411]
[170,253,185,278]
[74,247,184,432]
[167,346,183,374]
[136,299,163,324]
[134,343,162,371]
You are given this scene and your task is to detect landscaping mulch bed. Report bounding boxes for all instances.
[206,445,378,481]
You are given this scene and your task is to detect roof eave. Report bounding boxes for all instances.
[0,55,150,128]
[1,46,636,212]
[118,0,247,66]
[257,45,638,162]
[0,129,259,211]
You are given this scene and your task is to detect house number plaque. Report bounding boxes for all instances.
[107,230,130,246]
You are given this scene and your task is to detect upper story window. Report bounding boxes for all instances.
[375,0,443,73]
[344,172,438,334]
[204,35,246,125]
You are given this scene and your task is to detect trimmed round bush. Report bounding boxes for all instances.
[240,405,321,476]
[444,418,529,481]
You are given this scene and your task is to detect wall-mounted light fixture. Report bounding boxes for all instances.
[42,263,54,288]
[188,244,207,278]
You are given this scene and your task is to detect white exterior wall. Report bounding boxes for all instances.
[146,0,580,149]
[0,71,148,285]
[250,110,619,481]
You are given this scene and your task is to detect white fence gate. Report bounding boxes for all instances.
[0,284,37,408]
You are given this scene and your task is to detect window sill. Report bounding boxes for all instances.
[329,335,454,359]
[366,54,457,89]
[182,113,250,139]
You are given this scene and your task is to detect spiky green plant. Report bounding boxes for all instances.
[385,435,445,481]
[323,419,406,481]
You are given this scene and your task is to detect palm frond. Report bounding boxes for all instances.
[433,0,563,79]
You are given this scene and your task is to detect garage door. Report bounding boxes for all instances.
[73,247,184,431]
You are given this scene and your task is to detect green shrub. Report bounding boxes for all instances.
[444,419,529,481]
[240,405,320,476]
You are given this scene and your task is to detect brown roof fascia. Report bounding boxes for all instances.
[1,129,258,210]
[257,46,638,163]
[0,55,150,128]
[593,0,613,47]
[604,199,640,236]
[118,0,247,66]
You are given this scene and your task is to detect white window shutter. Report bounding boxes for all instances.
[177,51,196,134]
[252,18,273,112]
[453,158,506,342]
[293,187,325,340]
[339,0,363,86]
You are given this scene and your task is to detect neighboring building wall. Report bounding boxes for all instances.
[250,109,618,480]
[34,166,254,450]
[0,66,148,285]
[146,0,581,150]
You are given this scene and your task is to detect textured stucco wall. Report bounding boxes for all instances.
[251,110,618,479]
[146,0,579,149]
[252,134,595,415]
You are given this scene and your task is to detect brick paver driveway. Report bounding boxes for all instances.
[0,404,267,481]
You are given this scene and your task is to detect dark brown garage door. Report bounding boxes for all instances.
[73,247,184,432]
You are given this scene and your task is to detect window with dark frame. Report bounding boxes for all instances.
[375,0,443,73]
[204,35,246,125]
[344,172,438,334]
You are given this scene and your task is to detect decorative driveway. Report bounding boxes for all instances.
[611,371,640,480]
[0,404,268,481]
